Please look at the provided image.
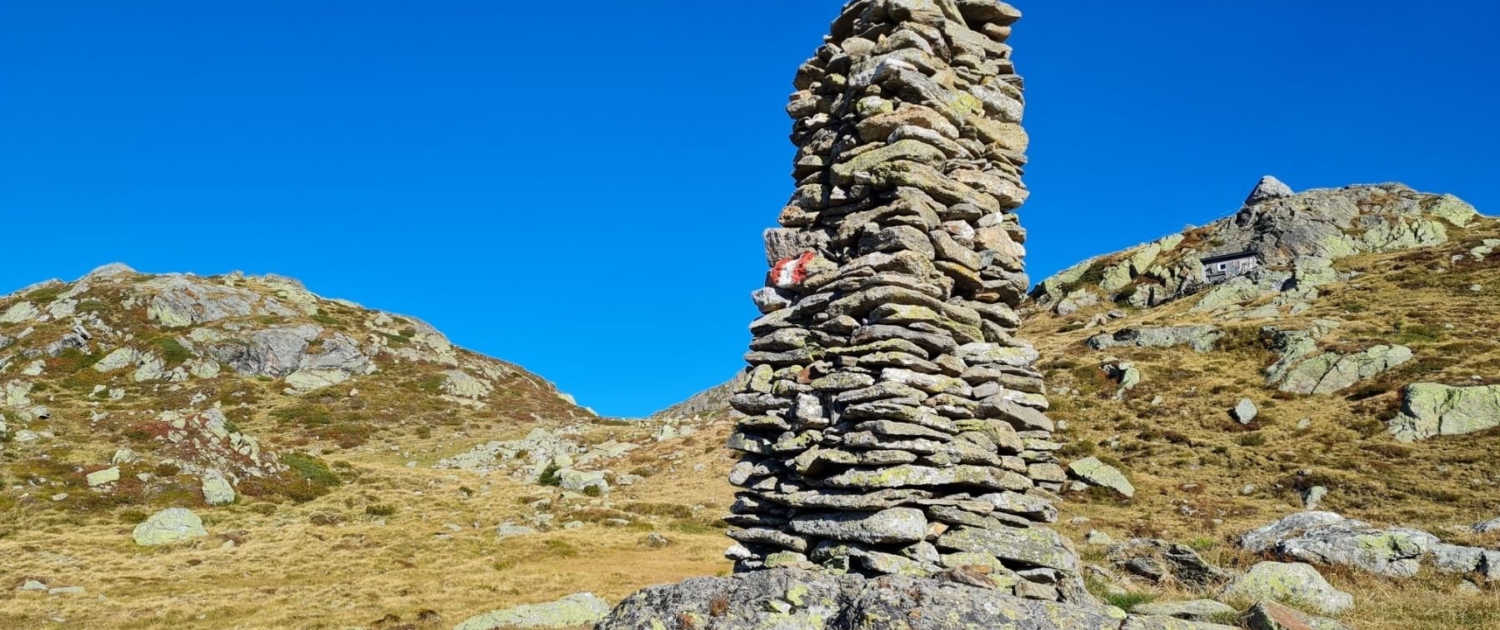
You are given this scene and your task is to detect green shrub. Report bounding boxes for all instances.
[282,453,340,488]
[151,336,194,364]
[538,463,563,487]
[1104,592,1155,611]
[582,486,603,498]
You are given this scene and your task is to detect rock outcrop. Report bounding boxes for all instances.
[596,569,1122,630]
[1241,511,1500,581]
[1032,181,1482,312]
[1087,326,1223,354]
[1388,383,1500,442]
[722,0,1084,604]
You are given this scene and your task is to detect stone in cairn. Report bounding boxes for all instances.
[725,0,1085,604]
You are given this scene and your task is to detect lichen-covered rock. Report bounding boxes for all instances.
[1220,562,1353,615]
[1388,383,1500,442]
[1122,616,1238,630]
[1087,326,1224,353]
[454,593,610,630]
[1068,457,1135,498]
[132,508,209,546]
[1131,600,1237,623]
[1107,539,1235,588]
[1271,345,1413,395]
[1241,600,1351,630]
[596,569,1120,630]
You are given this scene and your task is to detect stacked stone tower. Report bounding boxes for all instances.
[725,0,1084,603]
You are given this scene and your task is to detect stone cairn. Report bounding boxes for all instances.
[724,0,1085,603]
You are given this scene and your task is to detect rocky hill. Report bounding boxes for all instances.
[0,265,742,630]
[654,178,1500,630]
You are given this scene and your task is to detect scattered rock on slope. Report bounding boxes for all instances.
[132,508,209,546]
[1241,511,1500,580]
[1087,326,1224,353]
[1220,562,1353,616]
[454,593,611,630]
[1388,383,1500,442]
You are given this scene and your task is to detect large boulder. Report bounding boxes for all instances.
[595,569,1122,630]
[454,593,611,630]
[1068,457,1135,498]
[1388,383,1500,442]
[1243,511,1500,580]
[1220,562,1353,616]
[132,508,209,546]
[1271,345,1414,395]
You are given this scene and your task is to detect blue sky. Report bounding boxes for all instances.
[1,1,1496,417]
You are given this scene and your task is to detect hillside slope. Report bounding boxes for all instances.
[0,265,741,630]
[660,179,1500,630]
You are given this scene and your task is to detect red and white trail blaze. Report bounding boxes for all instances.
[768,252,816,289]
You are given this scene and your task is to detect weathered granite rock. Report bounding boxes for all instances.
[1068,457,1135,498]
[1132,600,1237,622]
[1123,617,1238,630]
[454,593,610,630]
[596,569,1121,630]
[1241,511,1499,580]
[1087,326,1223,353]
[1107,539,1235,588]
[1232,399,1259,425]
[1246,176,1296,206]
[201,471,236,505]
[132,508,209,546]
[1271,344,1413,395]
[1388,383,1500,442]
[1221,563,1352,616]
[1241,600,1351,630]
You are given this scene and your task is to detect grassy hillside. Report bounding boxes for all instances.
[0,266,740,629]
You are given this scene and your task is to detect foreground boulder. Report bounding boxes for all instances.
[132,508,208,546]
[454,593,610,630]
[1241,600,1350,630]
[595,569,1123,630]
[1220,562,1352,616]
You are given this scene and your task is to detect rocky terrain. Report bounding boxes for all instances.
[0,265,743,630]
[641,177,1500,630]
[6,0,1500,627]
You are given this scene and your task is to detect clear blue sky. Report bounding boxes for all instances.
[2,1,1496,417]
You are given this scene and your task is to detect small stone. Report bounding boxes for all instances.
[1302,486,1328,511]
[1232,399,1258,424]
[87,467,121,487]
[133,508,209,546]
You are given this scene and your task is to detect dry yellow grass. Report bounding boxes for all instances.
[1027,218,1500,628]
[0,444,739,630]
